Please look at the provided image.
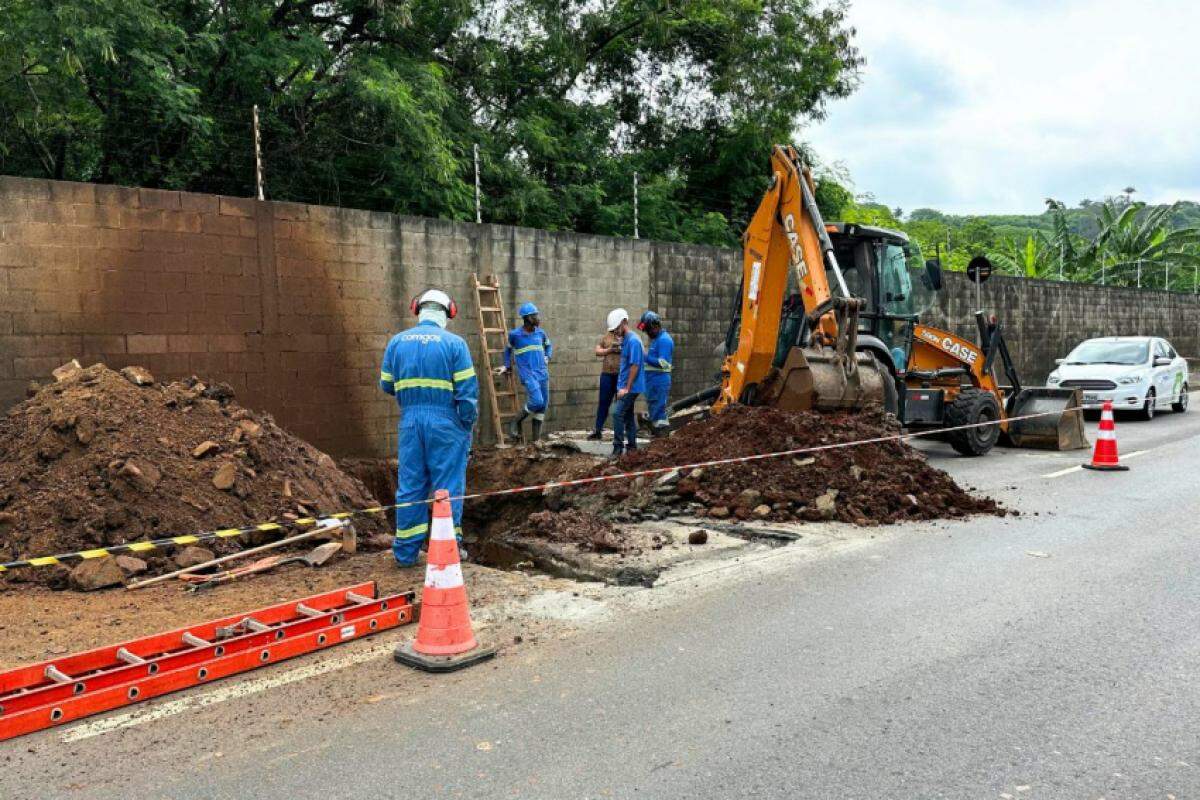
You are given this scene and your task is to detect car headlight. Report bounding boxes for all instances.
[1047,372,1060,384]
[1117,374,1142,385]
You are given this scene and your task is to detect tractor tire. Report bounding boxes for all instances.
[871,355,899,417]
[944,388,1001,456]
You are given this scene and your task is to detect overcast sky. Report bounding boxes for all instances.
[804,0,1200,215]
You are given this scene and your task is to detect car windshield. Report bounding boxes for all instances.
[1064,340,1149,365]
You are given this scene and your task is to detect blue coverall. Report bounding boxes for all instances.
[379,320,479,566]
[612,332,646,453]
[644,329,675,426]
[505,326,552,421]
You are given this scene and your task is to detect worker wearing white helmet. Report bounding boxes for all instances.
[586,309,626,440]
[379,289,478,566]
[608,308,645,457]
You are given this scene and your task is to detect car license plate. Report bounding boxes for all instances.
[1083,393,1100,404]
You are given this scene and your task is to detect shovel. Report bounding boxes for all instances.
[184,542,343,592]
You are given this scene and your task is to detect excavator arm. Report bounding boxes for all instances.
[717,145,885,412]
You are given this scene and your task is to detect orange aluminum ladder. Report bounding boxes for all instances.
[0,581,413,741]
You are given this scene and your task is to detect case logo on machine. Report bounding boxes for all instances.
[783,214,809,279]
[920,329,979,366]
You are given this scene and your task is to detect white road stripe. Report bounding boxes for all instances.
[1042,449,1149,478]
[60,640,395,743]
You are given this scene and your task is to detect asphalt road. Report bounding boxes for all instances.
[7,408,1200,799]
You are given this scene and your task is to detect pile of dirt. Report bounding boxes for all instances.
[0,362,388,588]
[570,406,1004,525]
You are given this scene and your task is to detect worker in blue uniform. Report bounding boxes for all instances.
[379,289,478,567]
[609,308,645,457]
[639,310,674,437]
[501,301,552,441]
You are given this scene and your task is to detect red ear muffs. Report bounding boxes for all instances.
[447,299,458,319]
[636,321,646,331]
[410,296,420,316]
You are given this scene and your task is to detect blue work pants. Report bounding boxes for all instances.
[393,410,469,566]
[594,372,619,433]
[611,392,640,453]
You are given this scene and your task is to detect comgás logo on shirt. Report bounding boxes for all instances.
[402,334,441,345]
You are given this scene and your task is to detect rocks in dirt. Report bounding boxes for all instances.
[688,529,709,545]
[211,462,238,491]
[709,506,730,518]
[174,546,215,569]
[814,489,839,520]
[192,440,221,459]
[120,366,155,386]
[752,504,772,518]
[114,555,149,576]
[522,510,628,553]
[52,359,83,382]
[117,459,161,493]
[237,419,262,438]
[69,558,125,591]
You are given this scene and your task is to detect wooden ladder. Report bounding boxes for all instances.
[471,274,521,445]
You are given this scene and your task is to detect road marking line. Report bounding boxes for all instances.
[60,640,394,743]
[1042,449,1149,479]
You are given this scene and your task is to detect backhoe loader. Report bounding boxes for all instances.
[703,144,1086,456]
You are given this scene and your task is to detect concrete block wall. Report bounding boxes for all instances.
[2,175,1198,457]
[0,177,713,457]
[925,272,1200,383]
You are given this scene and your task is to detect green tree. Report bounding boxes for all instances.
[0,0,863,246]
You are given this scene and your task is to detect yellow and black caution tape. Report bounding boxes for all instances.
[0,506,410,573]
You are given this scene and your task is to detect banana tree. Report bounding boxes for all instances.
[1080,200,1200,289]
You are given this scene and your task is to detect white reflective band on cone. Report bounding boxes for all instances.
[429,515,456,541]
[1098,428,1116,440]
[426,562,464,590]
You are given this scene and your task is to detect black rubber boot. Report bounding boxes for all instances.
[508,409,528,440]
[586,430,602,441]
[531,419,543,441]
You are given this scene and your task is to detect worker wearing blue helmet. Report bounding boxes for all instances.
[639,310,674,436]
[501,301,553,441]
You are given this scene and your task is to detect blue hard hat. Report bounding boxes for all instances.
[637,310,660,330]
[518,302,539,317]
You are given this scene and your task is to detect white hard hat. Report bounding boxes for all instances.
[413,289,457,318]
[606,308,629,332]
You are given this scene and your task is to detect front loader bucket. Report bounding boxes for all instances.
[1001,388,1089,450]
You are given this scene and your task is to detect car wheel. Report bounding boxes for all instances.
[1140,388,1156,421]
[1173,383,1188,413]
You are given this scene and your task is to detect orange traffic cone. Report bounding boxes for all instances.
[394,489,495,672]
[1082,400,1129,471]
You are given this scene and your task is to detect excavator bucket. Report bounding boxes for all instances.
[1002,388,1089,450]
[765,347,888,412]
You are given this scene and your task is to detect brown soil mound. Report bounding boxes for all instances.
[577,406,1004,524]
[0,363,387,585]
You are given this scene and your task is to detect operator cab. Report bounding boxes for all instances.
[825,223,941,374]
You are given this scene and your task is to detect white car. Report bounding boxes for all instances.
[1047,336,1188,419]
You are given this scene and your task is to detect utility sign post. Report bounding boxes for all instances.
[967,255,992,313]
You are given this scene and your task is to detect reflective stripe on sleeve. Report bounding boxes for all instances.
[512,344,543,356]
[381,371,395,382]
[453,366,476,382]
